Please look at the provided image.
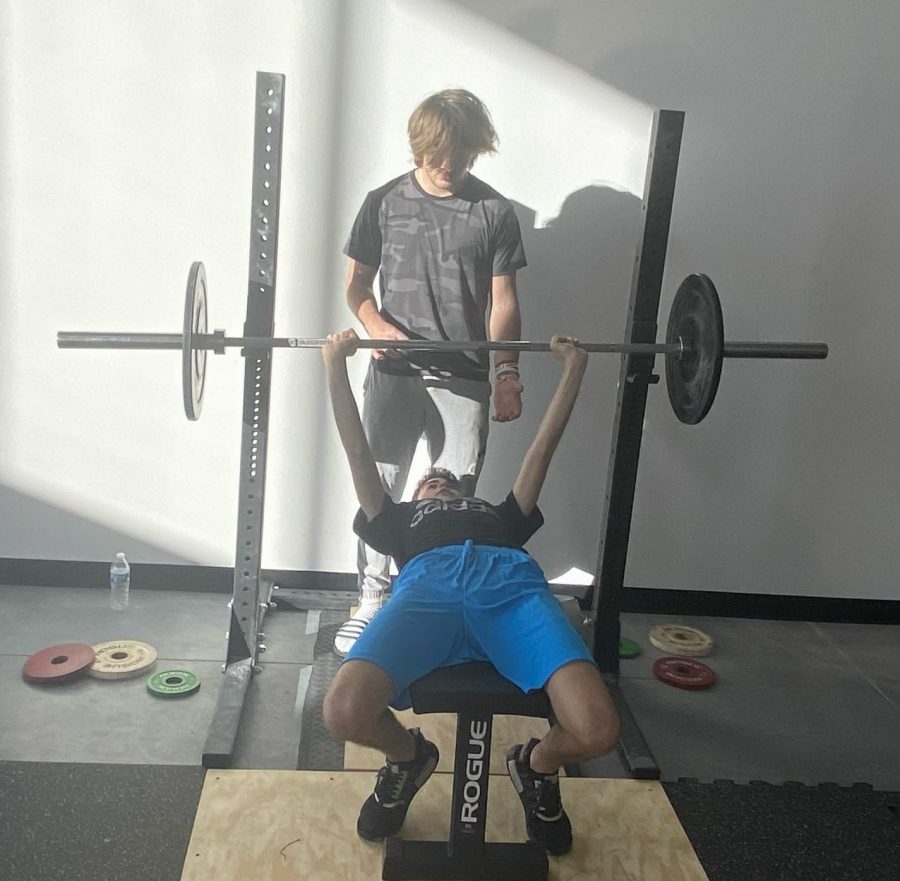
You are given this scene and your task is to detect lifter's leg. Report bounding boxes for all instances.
[506,661,619,855]
[531,659,619,773]
[323,659,415,761]
[323,660,440,840]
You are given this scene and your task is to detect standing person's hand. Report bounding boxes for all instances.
[365,320,409,360]
[493,372,524,422]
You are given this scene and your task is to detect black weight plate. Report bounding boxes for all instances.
[182,261,208,421]
[665,274,724,424]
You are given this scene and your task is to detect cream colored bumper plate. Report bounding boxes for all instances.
[649,624,714,657]
[88,640,158,679]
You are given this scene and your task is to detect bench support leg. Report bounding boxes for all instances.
[381,710,549,881]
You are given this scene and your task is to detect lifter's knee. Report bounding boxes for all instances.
[322,660,392,743]
[568,708,620,757]
[322,684,359,743]
[546,661,621,757]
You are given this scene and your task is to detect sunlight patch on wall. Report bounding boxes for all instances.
[352,0,652,227]
[4,0,653,566]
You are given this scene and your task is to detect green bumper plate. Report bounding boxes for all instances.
[619,637,642,658]
[147,669,201,697]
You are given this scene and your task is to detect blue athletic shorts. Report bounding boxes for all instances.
[345,540,595,709]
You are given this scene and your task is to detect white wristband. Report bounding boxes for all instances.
[494,362,520,381]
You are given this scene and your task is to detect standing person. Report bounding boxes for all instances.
[320,329,619,855]
[335,88,527,657]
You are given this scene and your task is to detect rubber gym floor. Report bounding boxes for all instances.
[1,583,898,881]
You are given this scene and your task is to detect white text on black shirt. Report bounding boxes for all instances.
[409,498,494,528]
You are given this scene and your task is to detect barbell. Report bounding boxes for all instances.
[57,261,828,423]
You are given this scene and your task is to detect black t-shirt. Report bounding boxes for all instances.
[353,491,544,570]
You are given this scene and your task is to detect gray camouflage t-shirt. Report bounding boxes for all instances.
[344,171,526,380]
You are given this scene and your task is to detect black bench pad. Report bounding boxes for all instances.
[410,662,551,718]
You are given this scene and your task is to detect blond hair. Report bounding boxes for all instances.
[408,89,498,168]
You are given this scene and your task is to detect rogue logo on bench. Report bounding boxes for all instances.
[460,720,489,825]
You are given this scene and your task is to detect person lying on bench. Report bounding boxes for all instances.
[321,329,620,856]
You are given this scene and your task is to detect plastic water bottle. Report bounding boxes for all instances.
[110,552,131,611]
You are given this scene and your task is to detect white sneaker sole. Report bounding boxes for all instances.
[333,617,373,658]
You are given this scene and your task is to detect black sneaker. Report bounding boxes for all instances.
[506,738,573,855]
[357,728,439,841]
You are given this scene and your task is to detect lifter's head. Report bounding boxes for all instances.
[413,467,464,501]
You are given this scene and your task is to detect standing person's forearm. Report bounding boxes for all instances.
[346,279,408,359]
[347,283,382,334]
[345,258,398,339]
[489,290,521,368]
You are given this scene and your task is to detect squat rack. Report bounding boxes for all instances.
[49,72,832,777]
[195,72,678,775]
[202,72,285,766]
[589,109,685,778]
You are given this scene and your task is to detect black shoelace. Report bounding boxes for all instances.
[374,764,411,805]
[534,775,563,821]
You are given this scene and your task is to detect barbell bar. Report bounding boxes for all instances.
[57,333,686,355]
[56,332,826,359]
[56,262,828,424]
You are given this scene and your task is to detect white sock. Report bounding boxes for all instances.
[333,596,385,657]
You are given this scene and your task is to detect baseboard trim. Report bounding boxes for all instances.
[0,558,234,592]
[622,586,899,625]
[1,558,897,624]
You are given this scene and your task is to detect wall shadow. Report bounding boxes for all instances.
[0,484,194,564]
[478,184,643,578]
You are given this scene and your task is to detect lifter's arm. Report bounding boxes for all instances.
[512,336,588,516]
[321,330,385,520]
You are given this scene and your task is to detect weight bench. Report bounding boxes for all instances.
[382,661,552,881]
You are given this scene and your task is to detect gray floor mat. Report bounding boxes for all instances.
[0,761,204,881]
[296,618,347,771]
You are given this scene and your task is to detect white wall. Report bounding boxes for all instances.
[457,0,900,599]
[2,0,898,601]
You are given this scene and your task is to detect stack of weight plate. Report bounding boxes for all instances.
[22,639,200,697]
[648,624,717,690]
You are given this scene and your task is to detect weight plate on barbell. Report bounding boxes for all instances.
[649,624,714,657]
[666,273,724,424]
[183,261,208,421]
[87,640,158,680]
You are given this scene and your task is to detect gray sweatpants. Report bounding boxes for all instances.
[358,362,491,597]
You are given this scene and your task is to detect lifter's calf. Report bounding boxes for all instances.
[532,660,620,773]
[322,659,416,761]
